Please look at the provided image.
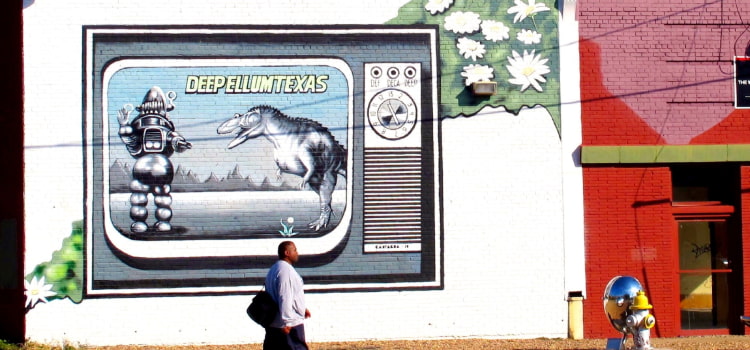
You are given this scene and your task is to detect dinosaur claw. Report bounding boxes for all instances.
[308,206,333,231]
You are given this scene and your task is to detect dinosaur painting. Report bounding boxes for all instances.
[217,105,347,231]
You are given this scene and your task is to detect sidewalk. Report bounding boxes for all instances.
[30,335,750,350]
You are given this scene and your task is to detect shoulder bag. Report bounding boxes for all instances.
[247,285,278,328]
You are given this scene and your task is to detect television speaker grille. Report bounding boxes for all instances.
[363,147,422,253]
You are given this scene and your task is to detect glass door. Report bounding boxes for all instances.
[678,220,730,331]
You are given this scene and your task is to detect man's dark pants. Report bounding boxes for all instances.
[263,324,308,350]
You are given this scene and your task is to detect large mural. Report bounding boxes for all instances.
[80,27,442,296]
[24,0,562,314]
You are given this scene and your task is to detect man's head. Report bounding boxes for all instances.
[278,241,299,264]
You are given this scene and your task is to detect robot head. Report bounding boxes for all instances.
[136,86,175,119]
[131,86,177,153]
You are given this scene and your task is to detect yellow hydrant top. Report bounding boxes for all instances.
[630,290,653,310]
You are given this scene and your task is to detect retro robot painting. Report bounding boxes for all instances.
[117,86,192,233]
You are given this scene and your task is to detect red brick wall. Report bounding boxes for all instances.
[579,38,666,146]
[579,0,750,338]
[579,33,750,146]
[691,109,750,144]
[582,167,677,338]
[579,0,750,146]
[741,167,750,321]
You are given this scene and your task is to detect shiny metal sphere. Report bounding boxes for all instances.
[133,154,175,184]
[603,276,643,334]
[155,207,172,221]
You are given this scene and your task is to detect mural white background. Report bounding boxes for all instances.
[23,0,583,345]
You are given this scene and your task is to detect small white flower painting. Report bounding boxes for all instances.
[506,49,550,92]
[457,37,486,61]
[424,0,454,14]
[444,11,482,34]
[517,29,542,45]
[507,0,551,23]
[461,64,495,86]
[481,20,511,42]
[24,275,56,309]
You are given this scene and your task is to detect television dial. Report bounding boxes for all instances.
[367,88,418,140]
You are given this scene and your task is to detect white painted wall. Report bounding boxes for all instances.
[559,0,587,299]
[23,0,583,345]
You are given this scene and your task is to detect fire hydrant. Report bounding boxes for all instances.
[626,291,656,350]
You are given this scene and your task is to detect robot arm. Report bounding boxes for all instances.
[169,131,192,153]
[117,105,141,156]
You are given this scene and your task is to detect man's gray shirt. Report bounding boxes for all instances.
[265,260,306,328]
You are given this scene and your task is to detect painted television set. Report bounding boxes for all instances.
[84,26,442,295]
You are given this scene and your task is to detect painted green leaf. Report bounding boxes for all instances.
[25,221,84,310]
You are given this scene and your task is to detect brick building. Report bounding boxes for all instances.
[578,0,750,337]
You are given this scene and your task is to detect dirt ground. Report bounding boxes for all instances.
[50,335,750,350]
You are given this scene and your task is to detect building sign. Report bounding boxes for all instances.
[735,56,750,109]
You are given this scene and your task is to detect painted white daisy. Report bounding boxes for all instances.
[24,275,56,308]
[279,217,297,236]
[506,50,550,92]
[507,0,551,23]
[457,37,486,61]
[425,0,454,15]
[460,64,495,86]
[517,29,542,44]
[444,11,482,34]
[481,20,510,42]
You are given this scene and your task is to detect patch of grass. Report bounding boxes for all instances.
[0,340,87,350]
[0,339,20,350]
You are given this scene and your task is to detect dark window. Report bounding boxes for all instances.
[671,164,738,203]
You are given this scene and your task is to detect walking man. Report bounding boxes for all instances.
[264,241,311,350]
